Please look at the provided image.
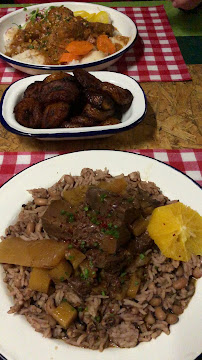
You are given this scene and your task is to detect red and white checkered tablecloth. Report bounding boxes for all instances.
[0,150,201,188]
[0,5,191,83]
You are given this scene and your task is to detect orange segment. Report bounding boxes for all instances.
[147,202,202,262]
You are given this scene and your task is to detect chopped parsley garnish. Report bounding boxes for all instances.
[92,271,96,275]
[95,316,101,323]
[65,272,69,276]
[81,269,89,280]
[100,194,107,202]
[93,242,99,247]
[68,244,73,249]
[23,7,27,11]
[78,307,83,312]
[127,197,134,203]
[90,217,100,225]
[28,44,34,49]
[60,277,65,282]
[120,272,127,277]
[89,260,93,268]
[84,206,89,212]
[68,255,75,260]
[60,210,75,223]
[139,253,145,260]
[62,298,67,302]
[134,281,139,286]
[101,291,106,296]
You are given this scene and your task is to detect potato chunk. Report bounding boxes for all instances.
[127,273,141,298]
[0,237,68,268]
[65,248,86,269]
[51,302,77,329]
[98,178,127,194]
[132,216,149,236]
[29,268,51,294]
[80,259,97,279]
[63,186,88,206]
[49,259,72,282]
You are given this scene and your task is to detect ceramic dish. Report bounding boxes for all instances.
[0,71,146,140]
[0,150,201,360]
[0,2,137,75]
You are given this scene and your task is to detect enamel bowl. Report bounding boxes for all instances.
[0,2,137,75]
[0,71,146,140]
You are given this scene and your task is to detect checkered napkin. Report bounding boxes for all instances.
[0,5,191,83]
[0,149,201,188]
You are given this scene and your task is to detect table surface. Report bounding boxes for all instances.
[0,1,201,152]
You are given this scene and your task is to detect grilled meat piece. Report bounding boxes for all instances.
[14,97,42,128]
[42,102,70,128]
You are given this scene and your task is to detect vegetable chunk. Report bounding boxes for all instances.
[29,268,51,294]
[49,259,72,282]
[0,237,68,268]
[51,302,77,328]
[65,248,86,269]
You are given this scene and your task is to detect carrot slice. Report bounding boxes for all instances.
[59,52,80,64]
[97,35,116,55]
[65,41,94,56]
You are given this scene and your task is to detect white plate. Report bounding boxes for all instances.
[0,150,201,360]
[0,72,146,140]
[0,2,137,74]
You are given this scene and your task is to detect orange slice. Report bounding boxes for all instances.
[147,202,202,261]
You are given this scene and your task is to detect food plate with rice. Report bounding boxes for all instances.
[0,2,137,74]
[0,150,201,360]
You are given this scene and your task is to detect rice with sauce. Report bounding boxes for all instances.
[1,168,201,350]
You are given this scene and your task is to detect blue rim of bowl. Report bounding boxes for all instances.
[0,150,201,360]
[0,4,138,72]
[0,72,147,138]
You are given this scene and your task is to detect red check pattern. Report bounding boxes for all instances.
[0,5,191,83]
[0,150,201,188]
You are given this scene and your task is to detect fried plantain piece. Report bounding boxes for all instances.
[42,102,70,128]
[73,69,102,90]
[14,97,42,128]
[101,82,133,112]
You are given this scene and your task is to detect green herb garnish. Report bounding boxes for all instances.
[100,194,107,202]
[62,298,67,302]
[60,277,65,282]
[134,281,139,286]
[139,253,145,260]
[101,291,106,296]
[68,244,73,249]
[95,316,101,323]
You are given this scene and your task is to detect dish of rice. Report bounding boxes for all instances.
[0,163,201,353]
[4,5,130,66]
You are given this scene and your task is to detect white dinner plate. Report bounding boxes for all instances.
[0,150,201,360]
